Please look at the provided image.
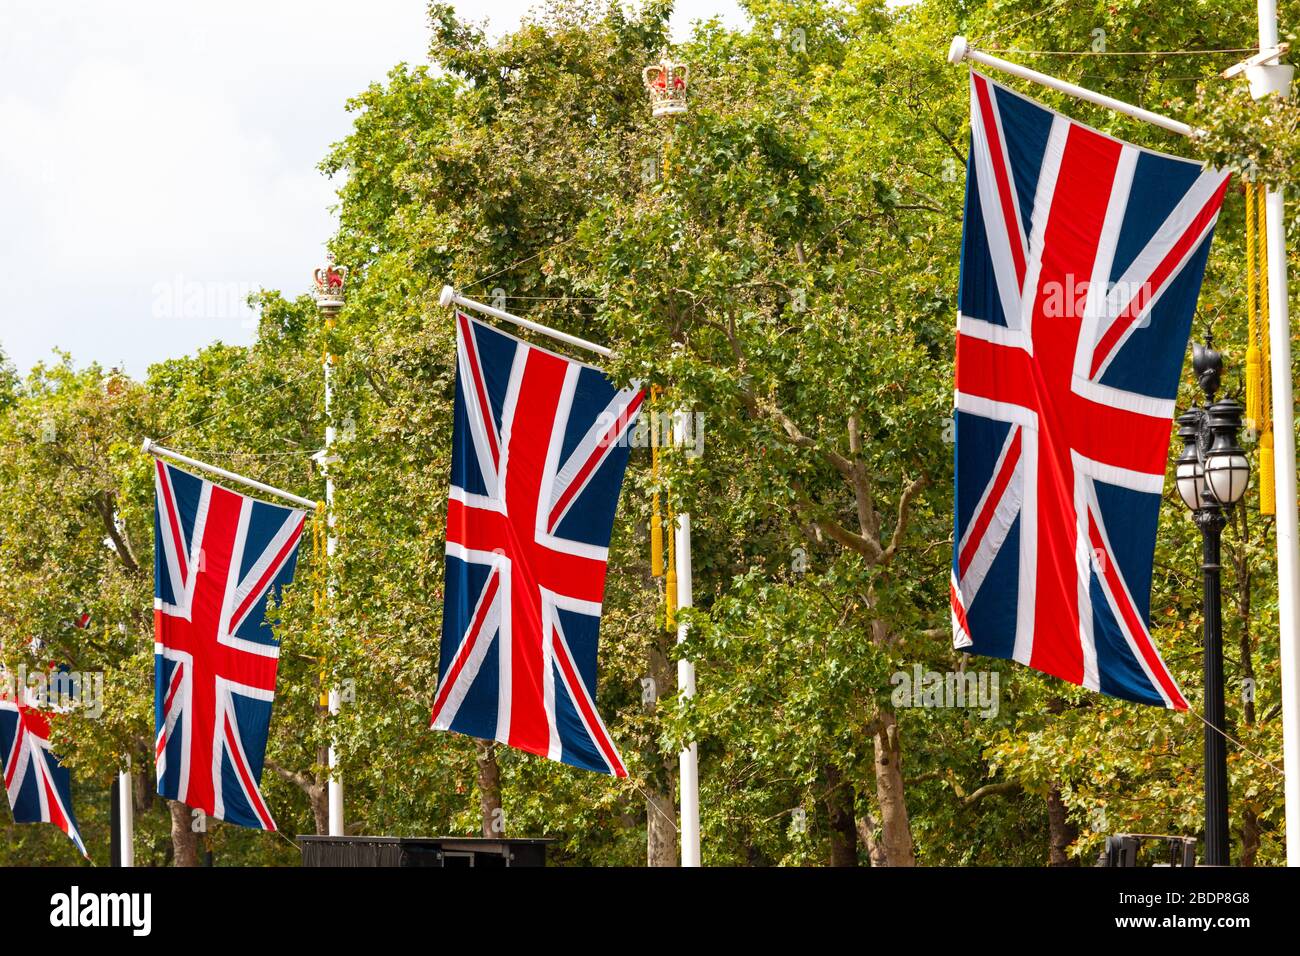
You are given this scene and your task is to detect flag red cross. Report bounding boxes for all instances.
[952,74,1230,708]
[154,461,303,828]
[431,313,642,775]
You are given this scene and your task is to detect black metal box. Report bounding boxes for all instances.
[298,836,553,867]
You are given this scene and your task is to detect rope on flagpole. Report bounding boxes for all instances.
[975,0,1075,44]
[459,234,578,294]
[1186,705,1285,778]
[984,46,1259,57]
[632,781,681,833]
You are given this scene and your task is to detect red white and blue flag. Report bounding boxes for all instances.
[0,681,88,857]
[153,459,306,829]
[952,73,1230,708]
[432,312,643,776]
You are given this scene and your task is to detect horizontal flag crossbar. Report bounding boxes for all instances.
[440,285,613,359]
[141,438,318,510]
[948,36,1196,138]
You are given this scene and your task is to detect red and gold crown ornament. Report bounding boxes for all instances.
[643,49,688,117]
[312,253,348,314]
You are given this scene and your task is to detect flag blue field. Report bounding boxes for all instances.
[153,459,306,829]
[432,312,643,775]
[951,72,1230,708]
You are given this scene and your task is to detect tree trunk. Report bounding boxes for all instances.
[1046,784,1078,866]
[646,789,678,866]
[169,799,200,868]
[644,641,678,866]
[311,744,330,834]
[872,708,916,866]
[308,780,328,835]
[266,758,329,834]
[132,767,152,814]
[824,764,858,866]
[476,741,504,837]
[1239,807,1261,866]
[855,811,889,866]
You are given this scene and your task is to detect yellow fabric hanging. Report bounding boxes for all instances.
[657,121,677,630]
[665,487,678,632]
[1258,431,1268,515]
[1255,183,1276,515]
[650,386,676,630]
[314,497,329,708]
[318,322,336,706]
[1245,183,1262,431]
[650,387,664,577]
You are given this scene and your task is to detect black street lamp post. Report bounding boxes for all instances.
[1174,342,1250,867]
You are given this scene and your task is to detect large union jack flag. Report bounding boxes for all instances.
[952,73,1230,708]
[154,459,306,829]
[431,312,643,776]
[0,680,88,857]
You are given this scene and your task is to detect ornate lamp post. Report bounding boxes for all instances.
[1174,341,1249,866]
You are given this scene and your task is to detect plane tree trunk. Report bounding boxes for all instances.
[169,800,200,868]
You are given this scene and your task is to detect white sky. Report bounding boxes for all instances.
[0,0,746,377]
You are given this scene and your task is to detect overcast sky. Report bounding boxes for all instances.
[0,0,745,378]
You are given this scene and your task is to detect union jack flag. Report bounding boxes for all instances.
[952,73,1230,708]
[432,312,643,775]
[0,680,88,857]
[153,459,306,829]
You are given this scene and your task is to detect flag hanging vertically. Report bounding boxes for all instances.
[951,72,1231,708]
[0,682,88,857]
[432,312,643,776]
[153,459,306,829]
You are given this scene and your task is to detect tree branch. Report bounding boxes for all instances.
[790,480,882,561]
[94,491,140,574]
[751,396,855,480]
[881,475,929,564]
[266,759,319,795]
[962,781,1022,809]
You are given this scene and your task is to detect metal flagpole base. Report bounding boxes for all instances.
[118,767,134,867]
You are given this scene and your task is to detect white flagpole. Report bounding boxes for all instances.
[118,765,134,867]
[439,286,612,358]
[313,257,347,838]
[946,36,1195,137]
[1252,0,1300,868]
[324,351,344,836]
[641,48,702,868]
[141,439,317,510]
[674,410,701,867]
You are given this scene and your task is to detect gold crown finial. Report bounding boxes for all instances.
[312,253,348,314]
[643,48,688,118]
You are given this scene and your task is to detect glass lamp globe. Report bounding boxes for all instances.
[1205,451,1249,505]
[1176,456,1205,511]
[1204,399,1249,506]
[1174,412,1204,511]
